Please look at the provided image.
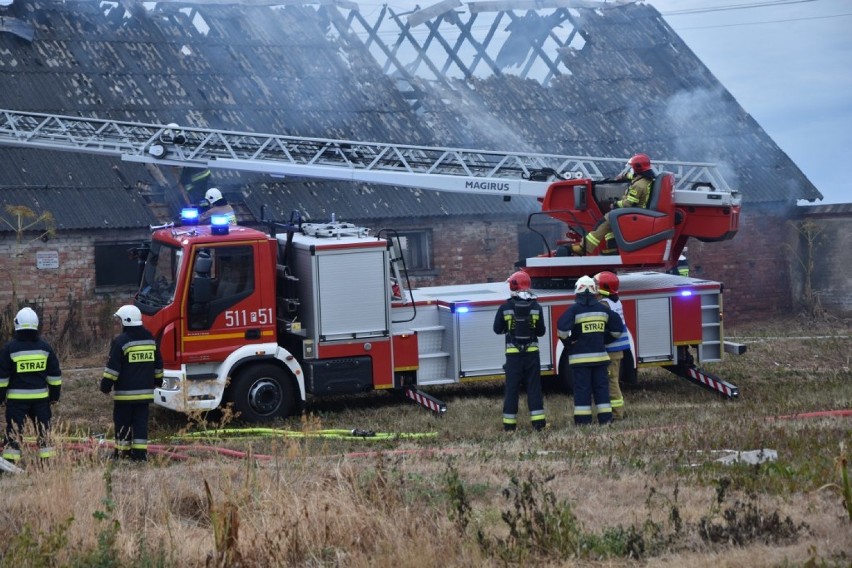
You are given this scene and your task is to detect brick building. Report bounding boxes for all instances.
[0,0,834,345]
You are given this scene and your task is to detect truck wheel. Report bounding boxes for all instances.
[229,364,295,422]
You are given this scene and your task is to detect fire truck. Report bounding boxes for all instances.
[0,109,743,421]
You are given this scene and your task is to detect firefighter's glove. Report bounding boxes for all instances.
[100,380,113,395]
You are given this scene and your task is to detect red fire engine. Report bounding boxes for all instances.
[0,110,744,421]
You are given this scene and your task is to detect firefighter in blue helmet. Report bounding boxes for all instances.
[557,276,624,425]
[101,305,163,462]
[0,307,62,465]
[493,271,547,432]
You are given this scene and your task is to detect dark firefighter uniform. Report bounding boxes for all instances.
[101,327,163,461]
[180,166,212,204]
[0,334,62,463]
[557,295,623,425]
[493,295,547,431]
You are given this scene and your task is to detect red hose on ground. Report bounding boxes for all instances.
[770,409,852,421]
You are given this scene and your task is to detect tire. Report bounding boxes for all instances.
[228,363,296,422]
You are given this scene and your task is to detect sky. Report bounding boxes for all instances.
[644,0,851,204]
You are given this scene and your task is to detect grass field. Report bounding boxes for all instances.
[0,317,849,567]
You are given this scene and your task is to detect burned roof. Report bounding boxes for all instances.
[0,0,821,231]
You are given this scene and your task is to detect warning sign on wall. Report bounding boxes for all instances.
[36,251,59,270]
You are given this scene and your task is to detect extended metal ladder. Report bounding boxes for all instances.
[0,108,733,198]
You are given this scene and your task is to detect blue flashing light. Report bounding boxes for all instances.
[181,208,200,225]
[456,306,470,313]
[680,289,693,297]
[210,214,230,235]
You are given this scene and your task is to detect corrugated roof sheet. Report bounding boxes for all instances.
[0,0,822,233]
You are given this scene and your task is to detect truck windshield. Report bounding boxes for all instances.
[136,242,182,309]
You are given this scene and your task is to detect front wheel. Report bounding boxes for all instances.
[228,363,296,422]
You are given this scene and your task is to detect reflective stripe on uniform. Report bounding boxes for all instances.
[11,350,49,373]
[568,352,610,364]
[7,387,49,399]
[573,405,593,416]
[113,389,154,401]
[2,448,21,462]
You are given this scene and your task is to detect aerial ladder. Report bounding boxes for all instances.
[0,108,741,281]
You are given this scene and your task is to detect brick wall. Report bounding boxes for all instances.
[8,205,839,346]
[686,203,795,324]
[791,209,852,316]
[369,217,538,289]
[0,229,149,344]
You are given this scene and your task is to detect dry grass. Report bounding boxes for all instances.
[0,316,850,567]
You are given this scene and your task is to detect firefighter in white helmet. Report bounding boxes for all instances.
[493,271,547,432]
[556,276,624,425]
[100,305,163,462]
[0,307,62,465]
[200,187,237,226]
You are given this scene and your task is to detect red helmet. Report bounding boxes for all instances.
[507,271,531,292]
[628,153,652,174]
[594,271,619,296]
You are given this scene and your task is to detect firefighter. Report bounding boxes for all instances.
[572,153,656,255]
[594,271,631,420]
[556,276,624,425]
[176,166,212,206]
[0,307,62,465]
[493,271,547,432]
[101,305,163,462]
[200,187,237,225]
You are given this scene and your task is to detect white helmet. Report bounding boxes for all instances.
[14,307,39,331]
[574,275,597,296]
[205,187,223,204]
[114,305,143,327]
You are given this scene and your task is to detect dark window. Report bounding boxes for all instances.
[95,242,142,289]
[396,230,432,272]
[187,245,255,330]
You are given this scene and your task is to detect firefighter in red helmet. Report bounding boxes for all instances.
[572,153,656,255]
[493,271,547,431]
[594,271,631,420]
